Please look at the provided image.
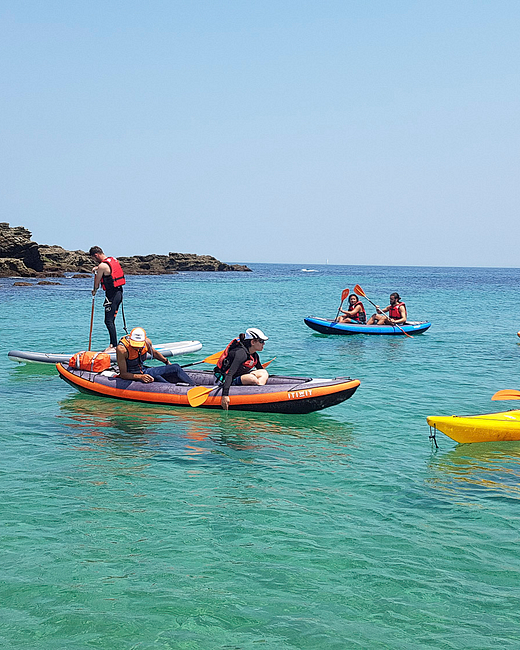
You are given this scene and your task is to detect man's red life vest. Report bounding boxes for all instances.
[101,256,126,291]
[388,302,405,320]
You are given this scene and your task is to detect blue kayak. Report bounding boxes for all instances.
[304,316,431,336]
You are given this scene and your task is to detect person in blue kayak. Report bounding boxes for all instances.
[214,327,269,410]
[116,327,196,384]
[337,294,366,324]
[366,292,407,326]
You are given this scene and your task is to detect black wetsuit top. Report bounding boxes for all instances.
[221,347,263,397]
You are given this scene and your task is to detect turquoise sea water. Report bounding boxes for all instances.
[2,264,520,649]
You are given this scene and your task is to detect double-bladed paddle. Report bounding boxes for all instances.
[491,389,520,401]
[334,288,349,321]
[354,284,413,339]
[186,357,277,408]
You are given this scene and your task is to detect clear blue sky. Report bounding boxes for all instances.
[1,1,519,266]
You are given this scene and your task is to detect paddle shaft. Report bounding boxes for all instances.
[88,297,95,351]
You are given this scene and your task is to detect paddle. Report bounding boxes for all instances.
[180,349,225,368]
[491,389,520,401]
[334,288,349,321]
[187,357,277,407]
[88,281,95,351]
[354,284,413,339]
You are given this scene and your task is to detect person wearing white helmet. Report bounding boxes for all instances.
[214,327,269,410]
[116,327,196,385]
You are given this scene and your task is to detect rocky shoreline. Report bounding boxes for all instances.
[0,223,251,277]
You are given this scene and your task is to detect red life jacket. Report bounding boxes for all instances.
[388,302,405,320]
[101,256,126,291]
[216,338,257,374]
[350,300,366,322]
[119,335,151,372]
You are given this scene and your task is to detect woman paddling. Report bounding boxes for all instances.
[366,292,407,326]
[214,328,269,410]
[337,294,366,324]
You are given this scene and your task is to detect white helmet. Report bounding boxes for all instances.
[244,327,268,341]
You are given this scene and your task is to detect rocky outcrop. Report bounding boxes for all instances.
[0,223,251,277]
[118,253,250,274]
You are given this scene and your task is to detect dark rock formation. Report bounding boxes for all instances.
[118,253,250,274]
[0,223,251,277]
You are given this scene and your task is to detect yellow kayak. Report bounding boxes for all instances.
[426,410,520,444]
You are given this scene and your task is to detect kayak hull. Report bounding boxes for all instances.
[427,411,520,444]
[57,364,361,414]
[8,341,202,365]
[304,317,431,335]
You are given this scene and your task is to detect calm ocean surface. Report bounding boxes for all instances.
[1,263,520,649]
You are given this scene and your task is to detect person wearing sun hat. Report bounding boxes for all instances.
[116,327,196,385]
[214,327,269,410]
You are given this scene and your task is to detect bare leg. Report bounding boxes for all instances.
[239,370,269,386]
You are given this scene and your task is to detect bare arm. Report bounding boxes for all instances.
[116,344,154,383]
[92,262,110,294]
[395,304,407,324]
[340,304,362,317]
[151,346,170,365]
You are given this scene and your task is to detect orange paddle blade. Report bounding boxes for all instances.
[341,288,349,302]
[491,389,520,401]
[353,284,366,298]
[187,386,216,407]
[263,356,276,368]
[202,349,225,365]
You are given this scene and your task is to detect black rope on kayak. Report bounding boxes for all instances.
[429,425,439,450]
[121,299,128,335]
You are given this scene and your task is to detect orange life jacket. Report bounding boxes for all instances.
[119,335,152,372]
[101,256,126,291]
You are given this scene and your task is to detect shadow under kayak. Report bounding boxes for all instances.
[427,411,520,444]
[57,364,361,414]
[8,341,202,365]
[304,317,431,336]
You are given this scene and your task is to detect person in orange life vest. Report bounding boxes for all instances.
[216,328,269,411]
[366,292,407,326]
[337,294,366,324]
[90,246,125,352]
[116,327,196,385]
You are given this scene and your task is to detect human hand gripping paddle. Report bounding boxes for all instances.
[353,284,413,339]
[187,357,277,408]
[334,288,349,321]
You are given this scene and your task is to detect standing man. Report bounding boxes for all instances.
[89,246,126,352]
